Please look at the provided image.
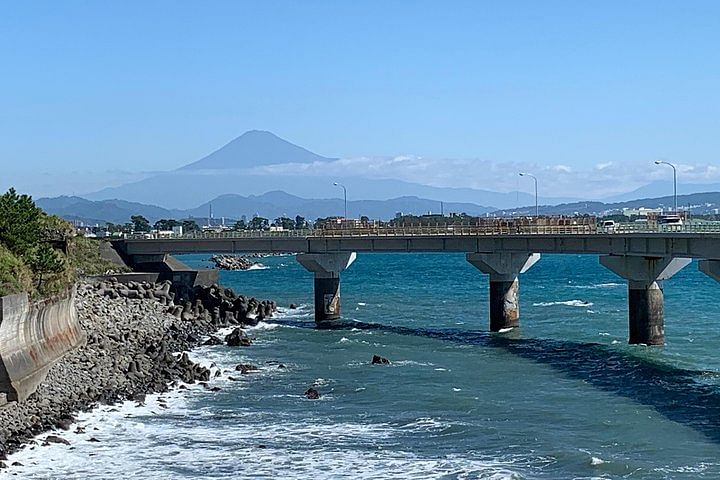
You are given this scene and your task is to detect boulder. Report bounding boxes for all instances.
[224,328,252,347]
[371,355,391,365]
[44,435,70,446]
[235,364,259,374]
[202,335,223,346]
[304,388,320,399]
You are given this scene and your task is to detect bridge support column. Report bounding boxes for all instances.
[296,253,356,322]
[466,253,541,332]
[600,255,690,345]
[699,259,720,283]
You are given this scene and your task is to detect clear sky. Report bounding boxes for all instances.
[1,1,719,198]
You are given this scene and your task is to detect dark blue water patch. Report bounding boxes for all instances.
[310,319,720,444]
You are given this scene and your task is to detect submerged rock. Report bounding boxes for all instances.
[371,355,391,365]
[235,364,259,374]
[304,388,320,399]
[44,435,70,446]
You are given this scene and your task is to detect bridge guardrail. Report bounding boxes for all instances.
[122,222,720,240]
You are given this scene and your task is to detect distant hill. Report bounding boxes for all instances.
[179,130,336,170]
[499,191,720,216]
[186,192,492,220]
[602,181,720,203]
[37,191,494,225]
[36,196,180,224]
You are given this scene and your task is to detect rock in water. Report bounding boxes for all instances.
[202,335,223,346]
[225,328,252,347]
[45,435,70,446]
[235,364,259,374]
[304,388,320,399]
[371,355,391,365]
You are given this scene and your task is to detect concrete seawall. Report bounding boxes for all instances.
[0,291,85,402]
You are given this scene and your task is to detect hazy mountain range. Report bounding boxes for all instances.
[83,130,577,209]
[38,189,720,226]
[34,129,720,224]
[37,192,493,225]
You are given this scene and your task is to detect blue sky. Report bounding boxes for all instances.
[1,1,719,198]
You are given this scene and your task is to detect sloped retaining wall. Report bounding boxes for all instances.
[0,290,85,402]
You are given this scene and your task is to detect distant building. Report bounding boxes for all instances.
[622,207,663,217]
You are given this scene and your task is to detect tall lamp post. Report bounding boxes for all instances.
[519,172,539,217]
[333,182,347,219]
[654,160,677,213]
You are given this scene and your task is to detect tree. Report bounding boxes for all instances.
[273,217,295,230]
[40,215,74,242]
[0,188,43,257]
[182,219,200,233]
[248,216,269,230]
[28,243,66,290]
[295,215,306,229]
[154,219,180,231]
[233,219,247,230]
[130,215,151,232]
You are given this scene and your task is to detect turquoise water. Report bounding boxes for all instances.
[10,253,720,479]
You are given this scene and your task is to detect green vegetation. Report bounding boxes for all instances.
[0,188,128,298]
[68,236,130,276]
[0,244,34,297]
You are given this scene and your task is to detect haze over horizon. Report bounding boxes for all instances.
[2,1,720,201]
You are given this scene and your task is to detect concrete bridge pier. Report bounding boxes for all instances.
[600,255,691,345]
[466,253,541,332]
[699,259,720,283]
[297,252,357,322]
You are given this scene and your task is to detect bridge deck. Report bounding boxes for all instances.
[120,232,720,259]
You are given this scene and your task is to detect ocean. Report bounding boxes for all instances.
[7,253,720,479]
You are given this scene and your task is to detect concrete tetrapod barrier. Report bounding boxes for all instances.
[0,289,86,402]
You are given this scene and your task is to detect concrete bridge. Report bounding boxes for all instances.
[114,228,720,346]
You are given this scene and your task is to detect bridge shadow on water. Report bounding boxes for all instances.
[287,318,720,444]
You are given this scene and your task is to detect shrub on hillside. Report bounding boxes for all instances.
[0,244,34,297]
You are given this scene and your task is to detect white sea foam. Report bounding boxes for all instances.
[533,300,594,307]
[498,327,514,333]
[246,264,269,271]
[571,282,622,289]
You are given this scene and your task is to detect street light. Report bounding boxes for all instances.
[333,182,347,219]
[654,160,677,213]
[519,172,539,217]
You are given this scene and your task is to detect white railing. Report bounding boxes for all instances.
[124,222,720,241]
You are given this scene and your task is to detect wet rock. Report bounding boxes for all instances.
[202,335,223,346]
[235,364,259,374]
[225,328,252,347]
[371,355,391,365]
[45,435,70,446]
[304,388,320,399]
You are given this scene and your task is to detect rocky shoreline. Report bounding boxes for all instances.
[210,254,260,271]
[0,278,277,465]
